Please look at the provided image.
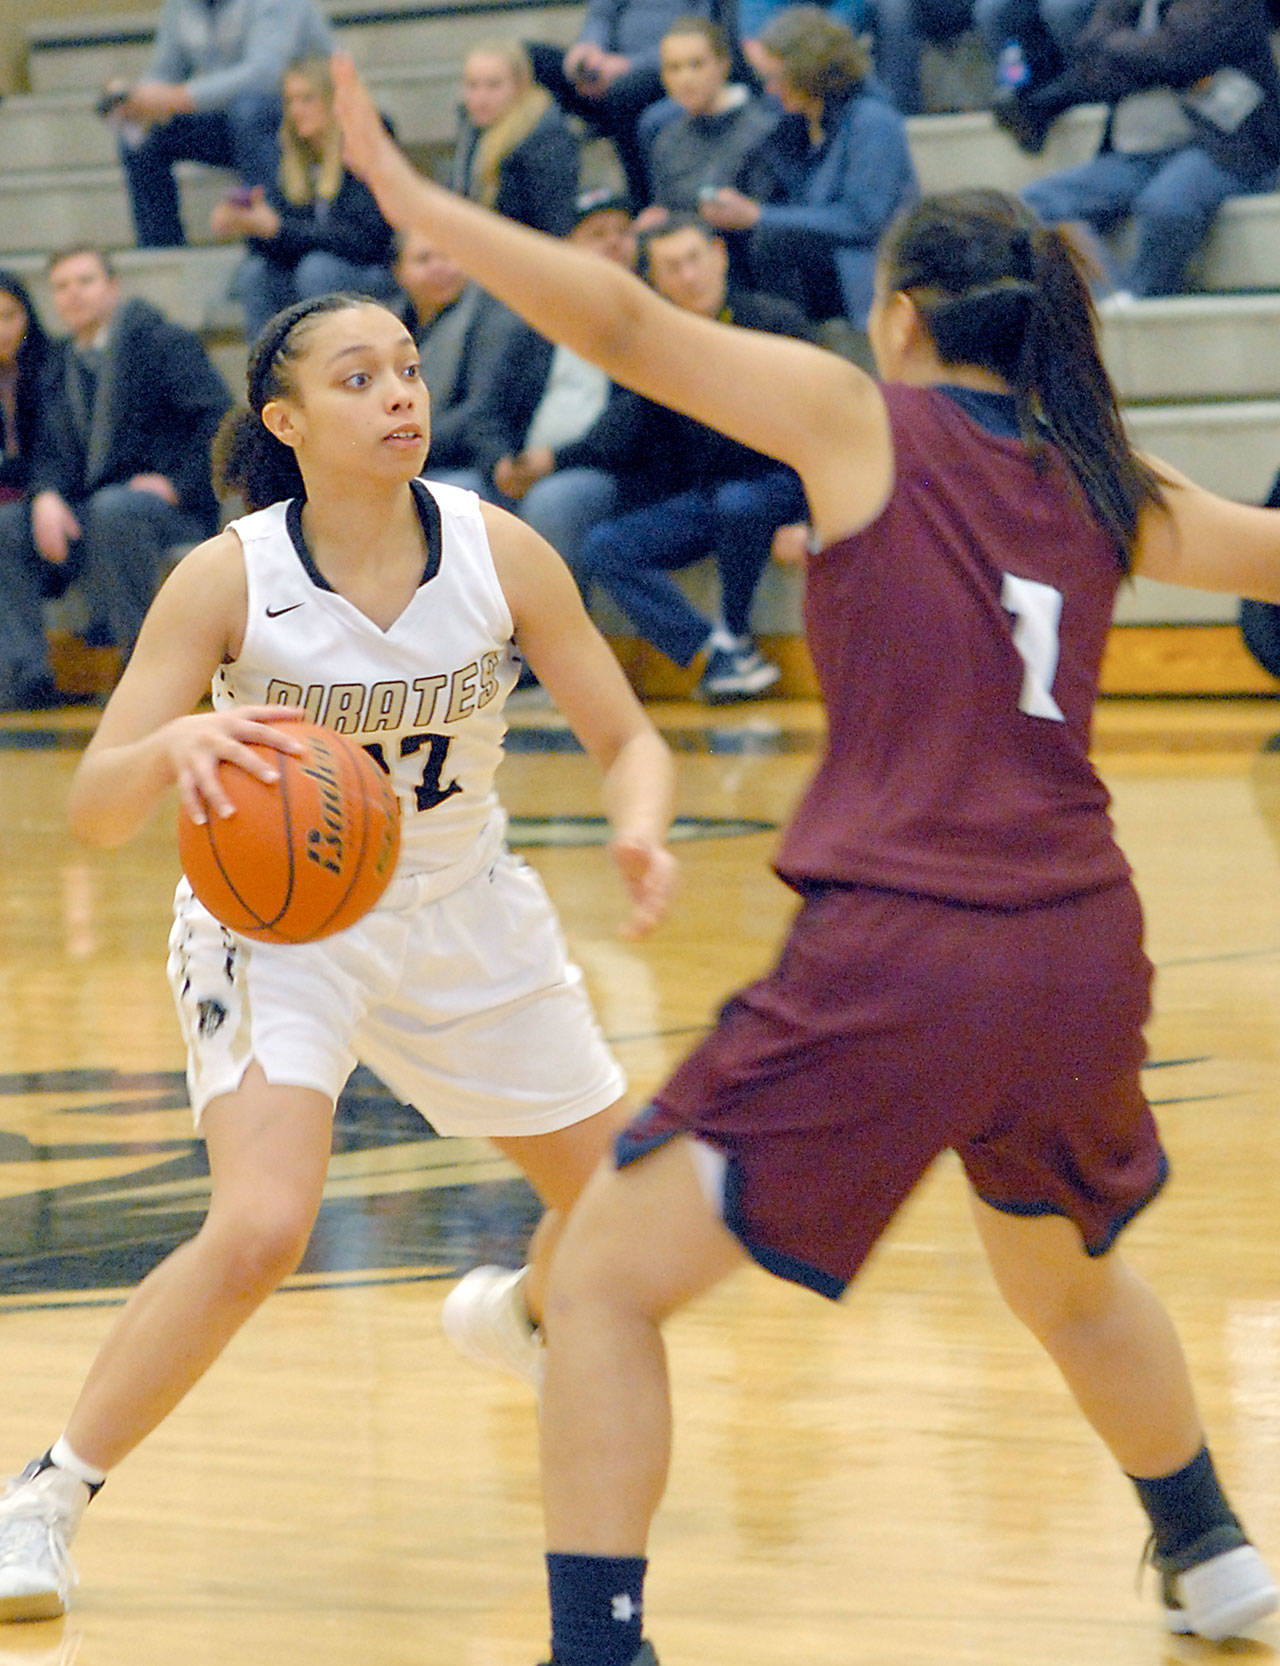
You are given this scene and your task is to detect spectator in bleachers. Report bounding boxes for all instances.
[103,0,332,248]
[450,43,581,236]
[466,188,652,587]
[634,18,780,232]
[0,273,49,508]
[525,0,717,209]
[1021,0,1280,299]
[698,7,917,335]
[210,56,397,342]
[0,247,230,712]
[575,215,811,702]
[866,0,981,115]
[392,229,523,496]
[982,0,1112,153]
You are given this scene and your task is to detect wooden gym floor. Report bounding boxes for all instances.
[2,693,1280,1666]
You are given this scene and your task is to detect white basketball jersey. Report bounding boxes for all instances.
[214,479,520,889]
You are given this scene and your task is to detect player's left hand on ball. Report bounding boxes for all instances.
[611,835,678,939]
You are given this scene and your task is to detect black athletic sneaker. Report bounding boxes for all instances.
[1152,1525,1278,1640]
[538,1642,660,1666]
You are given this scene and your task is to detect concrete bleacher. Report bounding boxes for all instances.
[5,7,1280,693]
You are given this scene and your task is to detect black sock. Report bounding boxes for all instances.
[546,1551,646,1666]
[1129,1446,1240,1560]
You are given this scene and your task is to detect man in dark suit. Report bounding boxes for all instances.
[393,227,524,499]
[0,246,230,711]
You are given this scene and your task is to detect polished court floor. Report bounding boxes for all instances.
[2,694,1280,1666]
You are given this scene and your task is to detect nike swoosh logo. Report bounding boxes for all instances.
[265,603,304,618]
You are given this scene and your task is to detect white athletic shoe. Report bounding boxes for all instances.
[0,1461,89,1623]
[441,1265,545,1389]
[1155,1527,1279,1640]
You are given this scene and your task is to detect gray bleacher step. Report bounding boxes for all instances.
[906,104,1107,197]
[1200,192,1280,292]
[1124,401,1280,504]
[0,160,235,254]
[26,1,584,93]
[1101,293,1280,403]
[0,90,118,172]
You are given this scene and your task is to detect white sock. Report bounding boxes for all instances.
[707,624,736,655]
[50,1435,107,1489]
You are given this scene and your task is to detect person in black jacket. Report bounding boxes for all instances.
[0,272,49,507]
[391,228,526,497]
[576,215,811,701]
[0,247,231,711]
[210,56,397,340]
[449,42,581,236]
[465,189,658,585]
[1020,0,1280,296]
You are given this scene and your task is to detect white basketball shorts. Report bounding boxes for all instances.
[167,847,626,1135]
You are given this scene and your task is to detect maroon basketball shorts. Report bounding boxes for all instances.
[617,879,1165,1297]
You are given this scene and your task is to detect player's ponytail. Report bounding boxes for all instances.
[212,293,378,512]
[881,190,1162,567]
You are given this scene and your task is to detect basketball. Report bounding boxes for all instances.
[177,721,401,944]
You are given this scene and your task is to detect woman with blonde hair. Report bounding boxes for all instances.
[211,55,397,339]
[450,42,580,236]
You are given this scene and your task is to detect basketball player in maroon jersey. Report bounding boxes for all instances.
[332,53,1280,1660]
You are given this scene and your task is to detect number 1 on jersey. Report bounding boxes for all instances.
[1001,572,1065,722]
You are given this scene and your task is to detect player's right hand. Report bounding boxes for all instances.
[162,706,307,825]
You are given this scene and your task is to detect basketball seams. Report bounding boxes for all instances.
[177,721,400,945]
[261,737,300,939]
[182,784,273,937]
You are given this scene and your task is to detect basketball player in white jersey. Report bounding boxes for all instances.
[0,292,677,1622]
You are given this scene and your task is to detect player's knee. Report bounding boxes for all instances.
[205,1195,317,1298]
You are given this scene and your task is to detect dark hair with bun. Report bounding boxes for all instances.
[880,189,1162,566]
[213,292,382,512]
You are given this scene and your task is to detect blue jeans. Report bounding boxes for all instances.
[119,95,281,247]
[579,470,807,666]
[517,468,620,593]
[1023,146,1278,296]
[869,0,977,116]
[236,249,399,342]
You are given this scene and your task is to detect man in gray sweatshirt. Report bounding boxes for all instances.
[104,0,333,247]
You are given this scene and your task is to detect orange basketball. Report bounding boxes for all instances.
[177,721,401,944]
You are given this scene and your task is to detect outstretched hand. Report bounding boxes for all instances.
[330,52,430,229]
[611,835,678,941]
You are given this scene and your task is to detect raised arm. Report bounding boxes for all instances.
[330,53,892,544]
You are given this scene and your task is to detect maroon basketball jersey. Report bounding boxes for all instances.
[776,382,1132,907]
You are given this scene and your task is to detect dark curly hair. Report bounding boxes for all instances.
[212,292,383,512]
